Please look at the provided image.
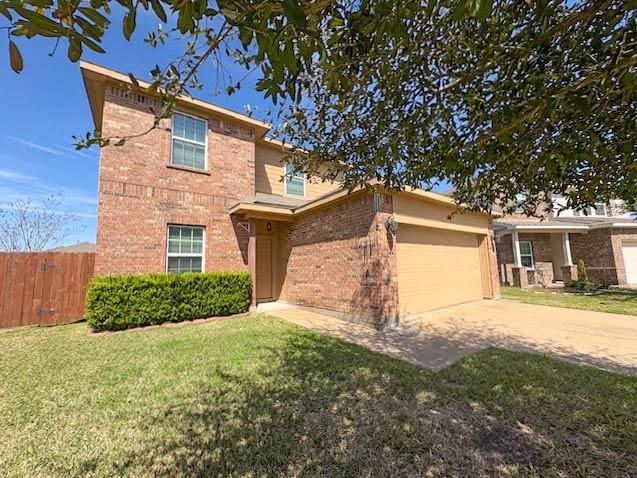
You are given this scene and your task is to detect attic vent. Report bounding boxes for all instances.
[110,86,129,99]
[109,86,160,108]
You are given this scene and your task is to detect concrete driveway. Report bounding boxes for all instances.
[267,300,637,376]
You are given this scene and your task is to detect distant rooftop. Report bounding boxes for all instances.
[49,242,96,253]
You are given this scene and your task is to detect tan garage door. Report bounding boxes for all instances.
[397,225,484,316]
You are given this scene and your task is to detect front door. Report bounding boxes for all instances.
[256,236,273,300]
[550,233,565,281]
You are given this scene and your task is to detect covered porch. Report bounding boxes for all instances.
[230,198,297,307]
[495,223,587,288]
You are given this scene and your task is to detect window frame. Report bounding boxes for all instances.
[518,240,534,269]
[513,193,527,214]
[165,224,206,273]
[170,111,208,171]
[592,203,607,217]
[283,163,306,198]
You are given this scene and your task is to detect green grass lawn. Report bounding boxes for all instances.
[502,285,637,316]
[1,315,636,476]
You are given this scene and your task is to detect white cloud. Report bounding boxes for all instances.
[6,136,99,161]
[0,168,36,182]
[7,136,68,156]
[55,144,99,161]
[0,180,97,217]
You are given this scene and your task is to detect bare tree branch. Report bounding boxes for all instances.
[0,194,85,252]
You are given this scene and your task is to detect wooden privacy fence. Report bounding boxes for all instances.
[0,252,95,329]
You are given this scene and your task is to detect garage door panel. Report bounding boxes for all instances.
[397,226,484,316]
[622,242,637,285]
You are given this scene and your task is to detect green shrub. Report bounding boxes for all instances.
[566,260,610,293]
[577,259,589,282]
[566,278,608,293]
[86,272,251,331]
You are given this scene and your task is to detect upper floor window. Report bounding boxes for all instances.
[513,193,527,213]
[171,112,207,170]
[574,203,608,217]
[551,194,572,217]
[167,225,204,273]
[587,203,607,217]
[284,163,305,197]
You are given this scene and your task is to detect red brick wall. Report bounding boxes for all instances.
[496,233,515,285]
[283,193,399,326]
[570,229,618,284]
[95,83,254,275]
[487,229,501,298]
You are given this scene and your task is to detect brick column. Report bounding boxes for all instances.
[511,266,529,288]
[247,218,257,310]
[488,229,501,299]
[561,265,578,283]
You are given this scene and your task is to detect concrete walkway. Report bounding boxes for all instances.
[267,301,637,376]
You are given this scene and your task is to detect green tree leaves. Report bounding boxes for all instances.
[282,0,307,28]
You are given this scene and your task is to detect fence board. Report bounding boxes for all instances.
[7,255,23,327]
[0,252,95,329]
[39,252,54,325]
[0,254,10,326]
[20,254,37,326]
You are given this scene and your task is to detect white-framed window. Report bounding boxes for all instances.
[519,241,534,268]
[166,225,205,273]
[171,112,207,170]
[585,203,607,217]
[513,193,527,213]
[284,163,305,197]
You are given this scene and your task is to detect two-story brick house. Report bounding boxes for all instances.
[81,62,500,326]
[495,194,637,288]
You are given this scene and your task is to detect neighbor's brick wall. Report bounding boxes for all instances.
[496,232,554,286]
[496,233,515,285]
[283,193,398,327]
[520,233,554,285]
[610,228,637,285]
[570,229,618,284]
[95,83,254,275]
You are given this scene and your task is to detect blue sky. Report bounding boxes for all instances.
[0,9,266,246]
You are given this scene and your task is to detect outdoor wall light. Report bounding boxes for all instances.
[385,216,398,234]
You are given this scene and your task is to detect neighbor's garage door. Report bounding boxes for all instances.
[396,225,484,316]
[622,242,637,285]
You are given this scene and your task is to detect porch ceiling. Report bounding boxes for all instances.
[494,221,589,234]
[512,225,589,233]
[229,202,295,222]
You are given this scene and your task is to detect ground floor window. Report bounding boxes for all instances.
[167,225,204,273]
[519,240,534,268]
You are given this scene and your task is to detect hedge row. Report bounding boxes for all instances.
[86,272,251,331]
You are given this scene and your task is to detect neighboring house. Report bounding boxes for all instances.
[49,242,96,253]
[81,62,500,326]
[495,195,637,287]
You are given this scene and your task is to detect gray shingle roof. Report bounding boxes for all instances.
[234,192,308,209]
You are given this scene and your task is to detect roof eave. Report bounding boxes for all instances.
[80,61,271,136]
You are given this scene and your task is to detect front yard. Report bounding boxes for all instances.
[1,315,636,476]
[502,285,637,316]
